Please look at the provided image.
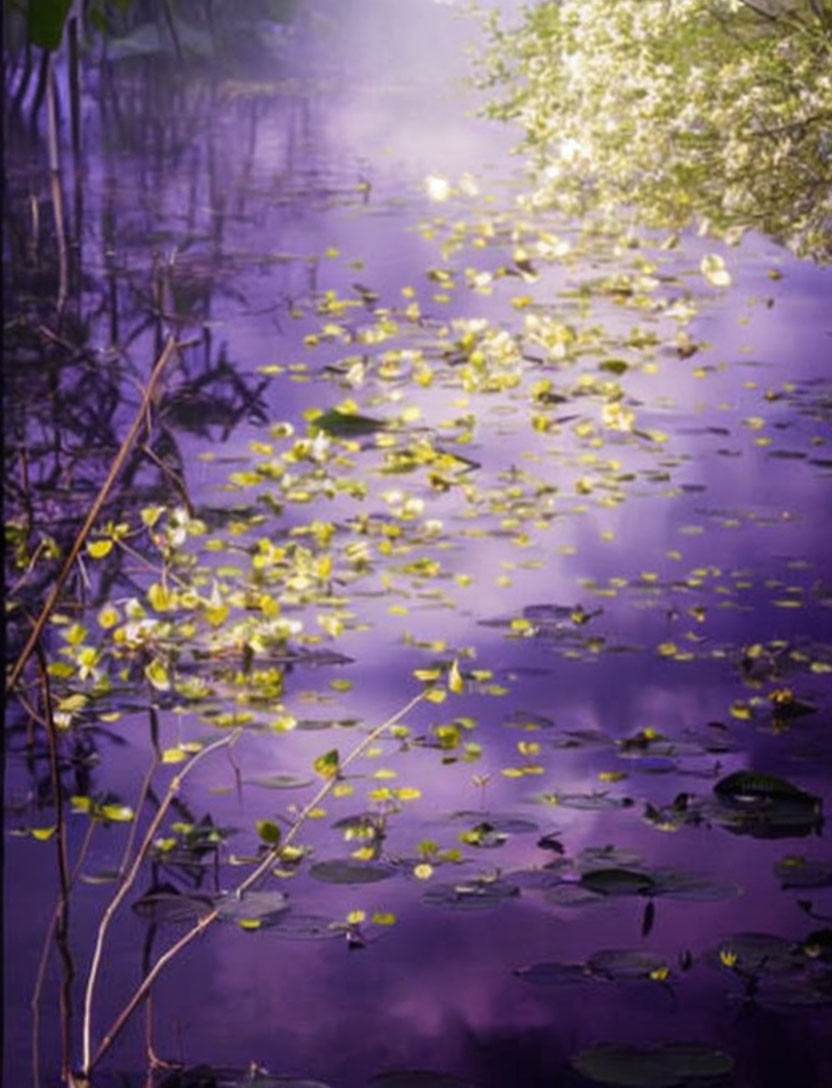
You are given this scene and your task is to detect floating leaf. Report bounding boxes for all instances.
[447,811,538,834]
[158,1069,332,1088]
[257,820,282,846]
[309,860,397,885]
[369,1072,472,1088]
[86,539,114,559]
[132,884,215,925]
[573,1041,733,1087]
[587,949,670,981]
[422,878,520,911]
[247,773,315,790]
[649,869,741,902]
[514,962,589,986]
[700,254,732,287]
[313,749,340,779]
[774,856,832,890]
[714,771,820,808]
[264,913,343,941]
[706,932,799,976]
[580,869,655,897]
[544,884,607,909]
[312,408,386,437]
[578,847,644,871]
[216,890,289,928]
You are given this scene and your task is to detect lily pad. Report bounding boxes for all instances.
[422,879,520,911]
[295,718,361,731]
[504,866,566,890]
[368,1073,472,1088]
[544,884,607,909]
[714,771,820,808]
[580,869,655,897]
[247,773,315,790]
[159,1070,332,1088]
[649,869,742,902]
[514,962,590,986]
[309,860,397,884]
[447,811,538,833]
[265,913,343,941]
[587,948,670,981]
[132,883,215,925]
[774,856,832,889]
[312,408,387,436]
[578,847,644,871]
[706,932,801,975]
[534,791,632,811]
[216,890,289,928]
[502,709,557,730]
[572,1042,733,1087]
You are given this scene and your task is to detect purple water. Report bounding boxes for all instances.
[4,2,832,1086]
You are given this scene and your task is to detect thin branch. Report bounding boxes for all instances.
[81,728,242,1074]
[5,335,177,696]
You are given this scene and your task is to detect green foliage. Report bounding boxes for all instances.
[27,0,72,50]
[481,0,832,260]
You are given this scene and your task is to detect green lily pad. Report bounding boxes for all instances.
[572,1042,732,1087]
[309,860,397,884]
[312,408,387,437]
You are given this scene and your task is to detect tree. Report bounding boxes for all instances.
[480,0,832,260]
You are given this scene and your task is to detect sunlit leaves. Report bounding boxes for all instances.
[700,254,732,288]
[313,749,340,779]
[482,0,832,259]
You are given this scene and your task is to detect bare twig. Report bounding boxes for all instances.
[81,728,242,1074]
[5,335,177,696]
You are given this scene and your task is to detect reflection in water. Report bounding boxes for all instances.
[4,1,832,1086]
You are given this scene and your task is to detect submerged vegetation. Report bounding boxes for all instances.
[4,1,832,1086]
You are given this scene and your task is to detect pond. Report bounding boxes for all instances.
[4,2,832,1087]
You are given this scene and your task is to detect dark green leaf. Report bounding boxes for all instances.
[28,0,72,50]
